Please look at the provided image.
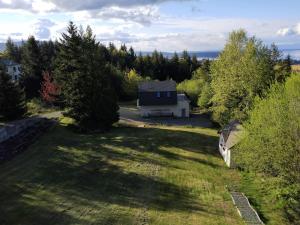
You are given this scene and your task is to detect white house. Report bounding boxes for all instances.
[137,80,190,118]
[219,121,244,168]
[0,59,22,81]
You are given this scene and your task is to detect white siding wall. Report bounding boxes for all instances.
[139,100,190,118]
[219,135,231,167]
[7,65,21,81]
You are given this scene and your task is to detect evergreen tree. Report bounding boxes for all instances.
[39,40,56,72]
[20,36,42,99]
[128,47,136,69]
[191,55,199,72]
[275,55,292,82]
[55,22,119,131]
[170,52,179,81]
[0,67,26,120]
[5,37,22,63]
[135,53,145,76]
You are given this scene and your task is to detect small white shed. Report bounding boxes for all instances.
[219,121,243,168]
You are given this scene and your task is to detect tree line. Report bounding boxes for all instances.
[3,32,203,99]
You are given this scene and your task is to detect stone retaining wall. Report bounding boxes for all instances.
[0,117,43,143]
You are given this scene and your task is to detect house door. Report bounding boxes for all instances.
[181,108,186,117]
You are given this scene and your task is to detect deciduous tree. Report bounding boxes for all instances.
[40,71,60,104]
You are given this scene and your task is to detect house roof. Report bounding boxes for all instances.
[0,59,19,67]
[138,80,176,92]
[222,120,244,149]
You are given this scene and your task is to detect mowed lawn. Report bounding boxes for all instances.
[0,120,244,225]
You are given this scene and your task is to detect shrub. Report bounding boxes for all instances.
[122,69,146,100]
[198,82,213,109]
[40,71,60,105]
[235,73,300,223]
[177,68,209,106]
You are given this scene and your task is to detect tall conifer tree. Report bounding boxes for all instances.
[55,22,119,131]
[20,36,42,99]
[0,68,26,120]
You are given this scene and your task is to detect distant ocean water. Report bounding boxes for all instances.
[152,50,300,61]
[282,49,300,60]
[192,49,300,61]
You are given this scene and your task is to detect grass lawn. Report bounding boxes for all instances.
[0,119,245,225]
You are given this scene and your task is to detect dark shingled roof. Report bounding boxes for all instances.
[138,80,176,92]
[222,120,244,149]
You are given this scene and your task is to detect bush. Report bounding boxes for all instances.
[198,82,213,109]
[177,68,209,106]
[122,69,146,100]
[235,73,300,223]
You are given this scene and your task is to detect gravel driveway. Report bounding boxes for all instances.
[119,106,213,128]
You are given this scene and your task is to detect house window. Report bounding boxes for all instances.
[167,91,171,97]
[15,75,18,80]
[13,66,16,72]
[156,92,161,98]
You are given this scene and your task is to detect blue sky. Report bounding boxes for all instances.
[0,0,299,51]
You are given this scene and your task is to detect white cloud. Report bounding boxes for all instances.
[277,28,295,36]
[71,5,159,26]
[0,0,189,24]
[95,6,159,26]
[276,23,300,37]
[33,19,56,39]
[32,0,56,12]
[130,33,226,51]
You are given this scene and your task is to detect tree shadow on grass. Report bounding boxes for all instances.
[0,124,223,225]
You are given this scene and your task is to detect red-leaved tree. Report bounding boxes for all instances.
[40,71,60,104]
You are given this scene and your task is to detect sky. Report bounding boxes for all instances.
[0,0,300,51]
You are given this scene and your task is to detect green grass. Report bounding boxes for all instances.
[238,173,290,225]
[27,98,59,116]
[0,120,245,225]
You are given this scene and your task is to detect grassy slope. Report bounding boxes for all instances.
[0,120,244,225]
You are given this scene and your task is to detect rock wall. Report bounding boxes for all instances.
[0,118,42,143]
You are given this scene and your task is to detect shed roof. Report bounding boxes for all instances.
[222,120,244,149]
[138,80,176,92]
